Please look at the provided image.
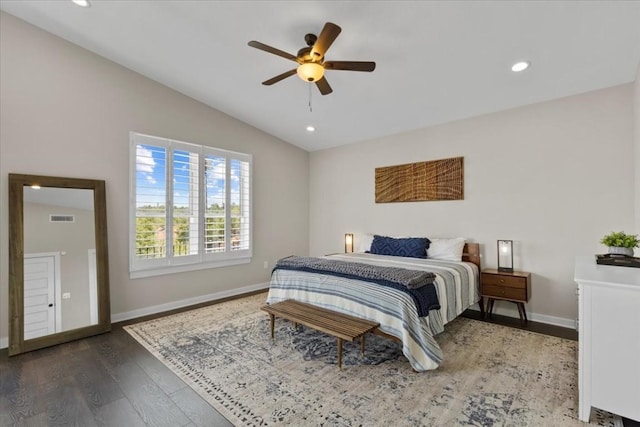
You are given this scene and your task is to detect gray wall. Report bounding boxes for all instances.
[0,12,310,344]
[309,84,635,326]
[1,9,638,345]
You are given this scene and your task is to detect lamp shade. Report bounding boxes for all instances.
[345,233,354,253]
[497,240,513,272]
[297,62,324,82]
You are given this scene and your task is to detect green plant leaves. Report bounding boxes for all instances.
[600,231,640,248]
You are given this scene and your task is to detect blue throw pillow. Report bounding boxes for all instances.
[369,235,430,259]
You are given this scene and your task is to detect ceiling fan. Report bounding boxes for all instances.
[248,22,376,95]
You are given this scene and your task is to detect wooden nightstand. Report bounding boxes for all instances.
[481,269,531,323]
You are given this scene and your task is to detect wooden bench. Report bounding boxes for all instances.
[261,300,380,369]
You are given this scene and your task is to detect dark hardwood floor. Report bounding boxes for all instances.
[1,294,637,426]
[460,307,579,341]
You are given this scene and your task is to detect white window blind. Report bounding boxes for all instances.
[230,158,250,251]
[205,154,226,254]
[130,132,252,278]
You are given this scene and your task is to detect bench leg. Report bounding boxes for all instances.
[360,335,365,357]
[269,314,275,340]
[337,338,343,369]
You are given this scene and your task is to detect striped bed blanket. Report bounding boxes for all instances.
[266,253,480,372]
[273,256,440,317]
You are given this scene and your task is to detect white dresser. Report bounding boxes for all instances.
[574,256,640,422]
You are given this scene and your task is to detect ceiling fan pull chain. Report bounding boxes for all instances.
[308,83,313,112]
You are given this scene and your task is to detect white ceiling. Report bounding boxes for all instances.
[1,1,640,152]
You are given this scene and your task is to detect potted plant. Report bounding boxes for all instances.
[600,231,639,257]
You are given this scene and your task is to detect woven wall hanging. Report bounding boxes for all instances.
[375,156,463,203]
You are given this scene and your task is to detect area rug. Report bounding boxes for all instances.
[124,293,621,426]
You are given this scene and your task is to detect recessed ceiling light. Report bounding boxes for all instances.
[72,0,91,7]
[511,61,530,72]
[306,126,315,132]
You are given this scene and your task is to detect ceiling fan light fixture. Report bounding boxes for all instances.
[297,62,324,82]
[249,22,374,96]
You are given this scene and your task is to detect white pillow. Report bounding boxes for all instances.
[427,237,466,261]
[356,233,377,253]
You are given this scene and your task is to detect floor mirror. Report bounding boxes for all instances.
[8,173,111,356]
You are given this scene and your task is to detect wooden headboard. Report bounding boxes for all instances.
[462,243,481,270]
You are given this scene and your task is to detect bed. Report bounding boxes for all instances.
[265,241,481,372]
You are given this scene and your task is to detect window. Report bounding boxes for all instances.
[130,132,251,278]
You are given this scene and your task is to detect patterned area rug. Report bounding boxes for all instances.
[124,293,621,426]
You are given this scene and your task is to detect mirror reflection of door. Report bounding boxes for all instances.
[24,253,60,339]
[22,186,97,339]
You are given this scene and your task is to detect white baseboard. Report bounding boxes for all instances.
[467,304,576,329]
[1,287,575,350]
[529,312,576,329]
[0,282,270,349]
[111,281,270,323]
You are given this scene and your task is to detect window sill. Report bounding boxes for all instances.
[130,257,251,279]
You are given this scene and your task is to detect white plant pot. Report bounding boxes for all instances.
[608,246,634,257]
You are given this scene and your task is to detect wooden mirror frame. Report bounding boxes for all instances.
[8,173,111,356]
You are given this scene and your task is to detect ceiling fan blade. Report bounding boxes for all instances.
[324,61,376,72]
[248,41,298,62]
[315,77,333,95]
[310,22,341,60]
[262,69,297,86]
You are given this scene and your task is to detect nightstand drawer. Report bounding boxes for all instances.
[481,273,526,289]
[483,284,527,301]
